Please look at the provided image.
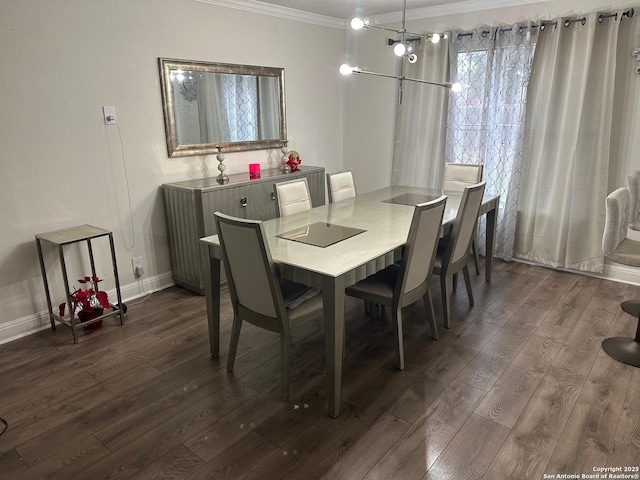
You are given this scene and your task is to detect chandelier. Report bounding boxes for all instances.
[340,0,461,96]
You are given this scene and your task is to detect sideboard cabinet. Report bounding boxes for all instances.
[163,165,325,294]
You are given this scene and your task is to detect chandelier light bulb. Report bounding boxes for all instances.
[430,33,441,44]
[339,64,354,75]
[393,42,407,56]
[351,17,365,30]
[451,82,463,93]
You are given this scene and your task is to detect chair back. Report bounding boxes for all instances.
[399,196,447,296]
[603,187,630,256]
[214,212,285,327]
[274,178,312,216]
[442,163,484,192]
[443,181,486,268]
[327,171,357,203]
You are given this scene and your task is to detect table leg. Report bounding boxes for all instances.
[87,239,97,279]
[485,201,499,282]
[322,274,345,418]
[59,246,78,344]
[108,233,124,325]
[36,239,56,330]
[204,245,221,358]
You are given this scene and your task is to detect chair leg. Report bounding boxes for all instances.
[440,273,451,329]
[423,290,438,340]
[280,332,290,402]
[391,306,405,371]
[462,265,474,306]
[227,316,243,371]
[471,237,480,275]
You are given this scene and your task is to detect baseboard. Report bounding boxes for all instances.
[600,263,640,286]
[513,257,640,287]
[0,272,175,346]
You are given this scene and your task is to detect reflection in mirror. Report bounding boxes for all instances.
[159,58,287,157]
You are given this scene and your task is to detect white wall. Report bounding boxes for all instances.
[0,0,345,343]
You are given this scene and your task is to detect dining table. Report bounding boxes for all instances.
[200,185,500,417]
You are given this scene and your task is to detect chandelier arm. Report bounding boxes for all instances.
[367,24,404,35]
[354,69,453,89]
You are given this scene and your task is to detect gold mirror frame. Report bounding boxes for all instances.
[158,58,287,157]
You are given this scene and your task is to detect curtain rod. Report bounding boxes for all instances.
[456,8,634,39]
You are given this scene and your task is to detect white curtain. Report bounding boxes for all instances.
[514,12,626,272]
[197,73,227,144]
[220,74,258,142]
[446,26,537,260]
[392,37,449,188]
[198,73,259,143]
[258,76,280,140]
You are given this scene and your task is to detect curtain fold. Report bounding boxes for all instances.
[197,73,227,144]
[392,38,450,189]
[258,76,280,140]
[514,12,626,272]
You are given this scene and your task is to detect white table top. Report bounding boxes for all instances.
[201,185,498,279]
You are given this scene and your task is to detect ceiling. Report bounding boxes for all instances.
[255,0,485,20]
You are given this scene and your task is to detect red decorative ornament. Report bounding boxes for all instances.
[285,151,301,172]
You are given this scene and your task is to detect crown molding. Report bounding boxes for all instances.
[193,0,345,28]
[370,0,549,25]
[194,0,550,29]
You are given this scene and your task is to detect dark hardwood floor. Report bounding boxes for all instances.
[2,259,640,479]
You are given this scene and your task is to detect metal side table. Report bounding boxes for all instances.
[35,224,124,343]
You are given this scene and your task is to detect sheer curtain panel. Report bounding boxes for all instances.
[446,26,536,260]
[514,12,626,272]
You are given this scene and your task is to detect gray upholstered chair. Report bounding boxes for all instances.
[274,178,312,217]
[345,196,447,370]
[434,181,486,329]
[442,163,484,274]
[627,171,640,231]
[214,212,323,401]
[327,170,357,203]
[601,187,640,367]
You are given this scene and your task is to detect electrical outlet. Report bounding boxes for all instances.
[132,257,144,277]
[102,105,117,125]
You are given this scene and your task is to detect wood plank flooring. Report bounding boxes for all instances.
[2,259,640,479]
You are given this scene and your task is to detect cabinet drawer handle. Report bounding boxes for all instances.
[240,197,248,207]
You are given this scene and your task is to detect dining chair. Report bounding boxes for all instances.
[344,196,447,370]
[327,170,357,203]
[274,178,312,216]
[601,187,640,367]
[442,162,484,274]
[213,212,323,401]
[434,181,486,329]
[627,171,640,231]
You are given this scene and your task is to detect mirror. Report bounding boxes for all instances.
[158,58,287,157]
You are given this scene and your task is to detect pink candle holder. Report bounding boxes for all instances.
[249,163,261,179]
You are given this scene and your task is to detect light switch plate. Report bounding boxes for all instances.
[102,106,117,125]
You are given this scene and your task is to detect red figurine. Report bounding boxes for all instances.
[285,151,301,172]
